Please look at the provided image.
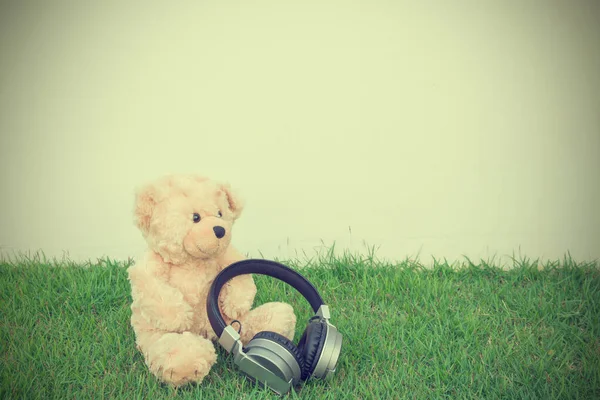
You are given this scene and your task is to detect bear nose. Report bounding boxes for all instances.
[213,226,226,239]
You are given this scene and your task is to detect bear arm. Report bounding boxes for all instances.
[218,245,246,269]
[218,274,257,320]
[217,246,256,320]
[128,261,194,332]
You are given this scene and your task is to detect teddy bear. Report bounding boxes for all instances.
[127,174,297,386]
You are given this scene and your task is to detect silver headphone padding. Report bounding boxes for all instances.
[311,322,343,379]
[219,326,295,395]
[244,338,302,385]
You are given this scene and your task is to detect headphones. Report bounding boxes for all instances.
[206,259,343,395]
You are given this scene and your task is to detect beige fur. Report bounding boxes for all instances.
[127,174,296,386]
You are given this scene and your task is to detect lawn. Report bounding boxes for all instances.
[1,251,599,399]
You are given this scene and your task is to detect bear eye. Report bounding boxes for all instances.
[192,213,201,223]
[217,210,222,218]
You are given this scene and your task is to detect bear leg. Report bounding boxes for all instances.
[234,302,297,345]
[138,330,217,387]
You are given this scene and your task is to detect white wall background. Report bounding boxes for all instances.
[1,1,599,265]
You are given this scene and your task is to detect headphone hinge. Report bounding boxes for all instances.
[316,304,330,320]
[219,325,241,354]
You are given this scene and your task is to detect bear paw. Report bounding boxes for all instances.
[147,332,217,387]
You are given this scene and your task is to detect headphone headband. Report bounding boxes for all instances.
[207,259,325,337]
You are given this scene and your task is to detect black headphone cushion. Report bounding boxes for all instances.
[252,331,305,371]
[297,320,326,380]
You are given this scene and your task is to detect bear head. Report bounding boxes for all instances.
[133,174,244,264]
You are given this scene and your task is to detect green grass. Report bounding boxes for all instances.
[1,250,599,399]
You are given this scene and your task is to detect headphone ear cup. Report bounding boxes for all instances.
[297,320,326,380]
[251,331,305,372]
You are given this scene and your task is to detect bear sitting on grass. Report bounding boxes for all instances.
[127,174,296,386]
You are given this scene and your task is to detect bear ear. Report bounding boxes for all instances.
[219,182,244,219]
[133,183,158,236]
